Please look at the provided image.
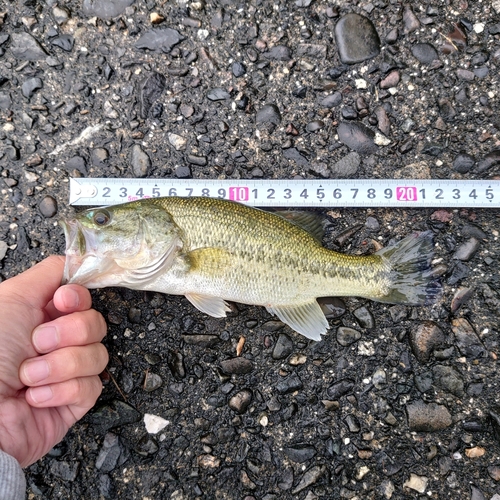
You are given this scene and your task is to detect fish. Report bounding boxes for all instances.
[60,196,441,341]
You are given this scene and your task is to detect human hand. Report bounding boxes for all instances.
[0,256,108,467]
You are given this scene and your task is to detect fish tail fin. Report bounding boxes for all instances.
[374,231,442,306]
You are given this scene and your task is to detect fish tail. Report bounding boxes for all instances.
[374,231,442,306]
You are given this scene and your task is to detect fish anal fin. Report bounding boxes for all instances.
[266,300,329,341]
[185,293,231,318]
[273,210,326,242]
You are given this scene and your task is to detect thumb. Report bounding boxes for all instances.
[2,256,65,310]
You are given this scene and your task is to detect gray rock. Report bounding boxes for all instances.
[411,43,439,64]
[319,92,342,108]
[143,371,162,392]
[345,414,360,432]
[220,357,253,374]
[207,87,230,101]
[334,14,380,64]
[264,45,292,61]
[317,297,346,318]
[52,6,70,25]
[139,72,166,119]
[50,459,80,481]
[91,148,109,167]
[296,43,327,59]
[273,333,293,359]
[135,28,185,53]
[453,153,475,173]
[476,149,500,172]
[131,144,151,177]
[10,32,47,60]
[276,374,303,394]
[470,485,487,500]
[256,103,282,131]
[403,4,420,33]
[21,77,43,99]
[228,389,253,413]
[98,474,116,498]
[291,465,324,494]
[39,195,58,218]
[284,445,316,463]
[96,433,127,472]
[337,327,362,346]
[283,148,309,166]
[406,400,452,431]
[432,365,464,397]
[51,35,74,52]
[353,306,375,329]
[330,151,360,177]
[409,321,446,363]
[232,62,246,77]
[450,287,473,313]
[0,92,12,110]
[451,318,484,358]
[327,378,355,399]
[453,238,480,261]
[374,106,390,135]
[83,0,135,19]
[337,122,378,155]
[175,165,192,178]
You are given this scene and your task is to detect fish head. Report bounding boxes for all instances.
[60,200,182,289]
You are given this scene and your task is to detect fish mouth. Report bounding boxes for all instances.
[59,218,109,287]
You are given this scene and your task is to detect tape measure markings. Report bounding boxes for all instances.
[69,178,500,208]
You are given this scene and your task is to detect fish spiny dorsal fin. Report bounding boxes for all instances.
[272,210,327,242]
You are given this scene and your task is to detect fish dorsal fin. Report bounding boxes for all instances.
[273,210,326,242]
[185,293,231,318]
[266,300,329,341]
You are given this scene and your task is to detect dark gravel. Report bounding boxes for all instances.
[1,0,500,499]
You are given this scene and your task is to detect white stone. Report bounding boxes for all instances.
[403,473,428,493]
[144,413,170,434]
[0,240,7,261]
[358,341,375,356]
[374,132,391,146]
[355,78,368,89]
[473,23,485,33]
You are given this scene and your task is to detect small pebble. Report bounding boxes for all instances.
[228,389,253,413]
[39,195,58,218]
[144,413,169,434]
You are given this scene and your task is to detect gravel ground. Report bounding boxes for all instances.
[1,0,500,498]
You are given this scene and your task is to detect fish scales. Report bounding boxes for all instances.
[61,196,441,340]
[150,197,389,303]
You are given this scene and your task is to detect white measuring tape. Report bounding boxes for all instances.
[69,178,499,208]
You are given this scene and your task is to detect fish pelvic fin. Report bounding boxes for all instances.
[185,293,231,318]
[266,301,329,341]
[374,231,442,306]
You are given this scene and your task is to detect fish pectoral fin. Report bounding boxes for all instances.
[266,301,329,341]
[186,247,233,273]
[185,293,231,318]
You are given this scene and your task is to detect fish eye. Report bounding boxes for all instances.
[93,210,111,226]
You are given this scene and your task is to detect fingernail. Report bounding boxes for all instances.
[33,326,59,352]
[24,360,50,384]
[29,386,53,404]
[62,287,80,309]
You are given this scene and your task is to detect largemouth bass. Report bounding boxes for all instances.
[61,197,440,340]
